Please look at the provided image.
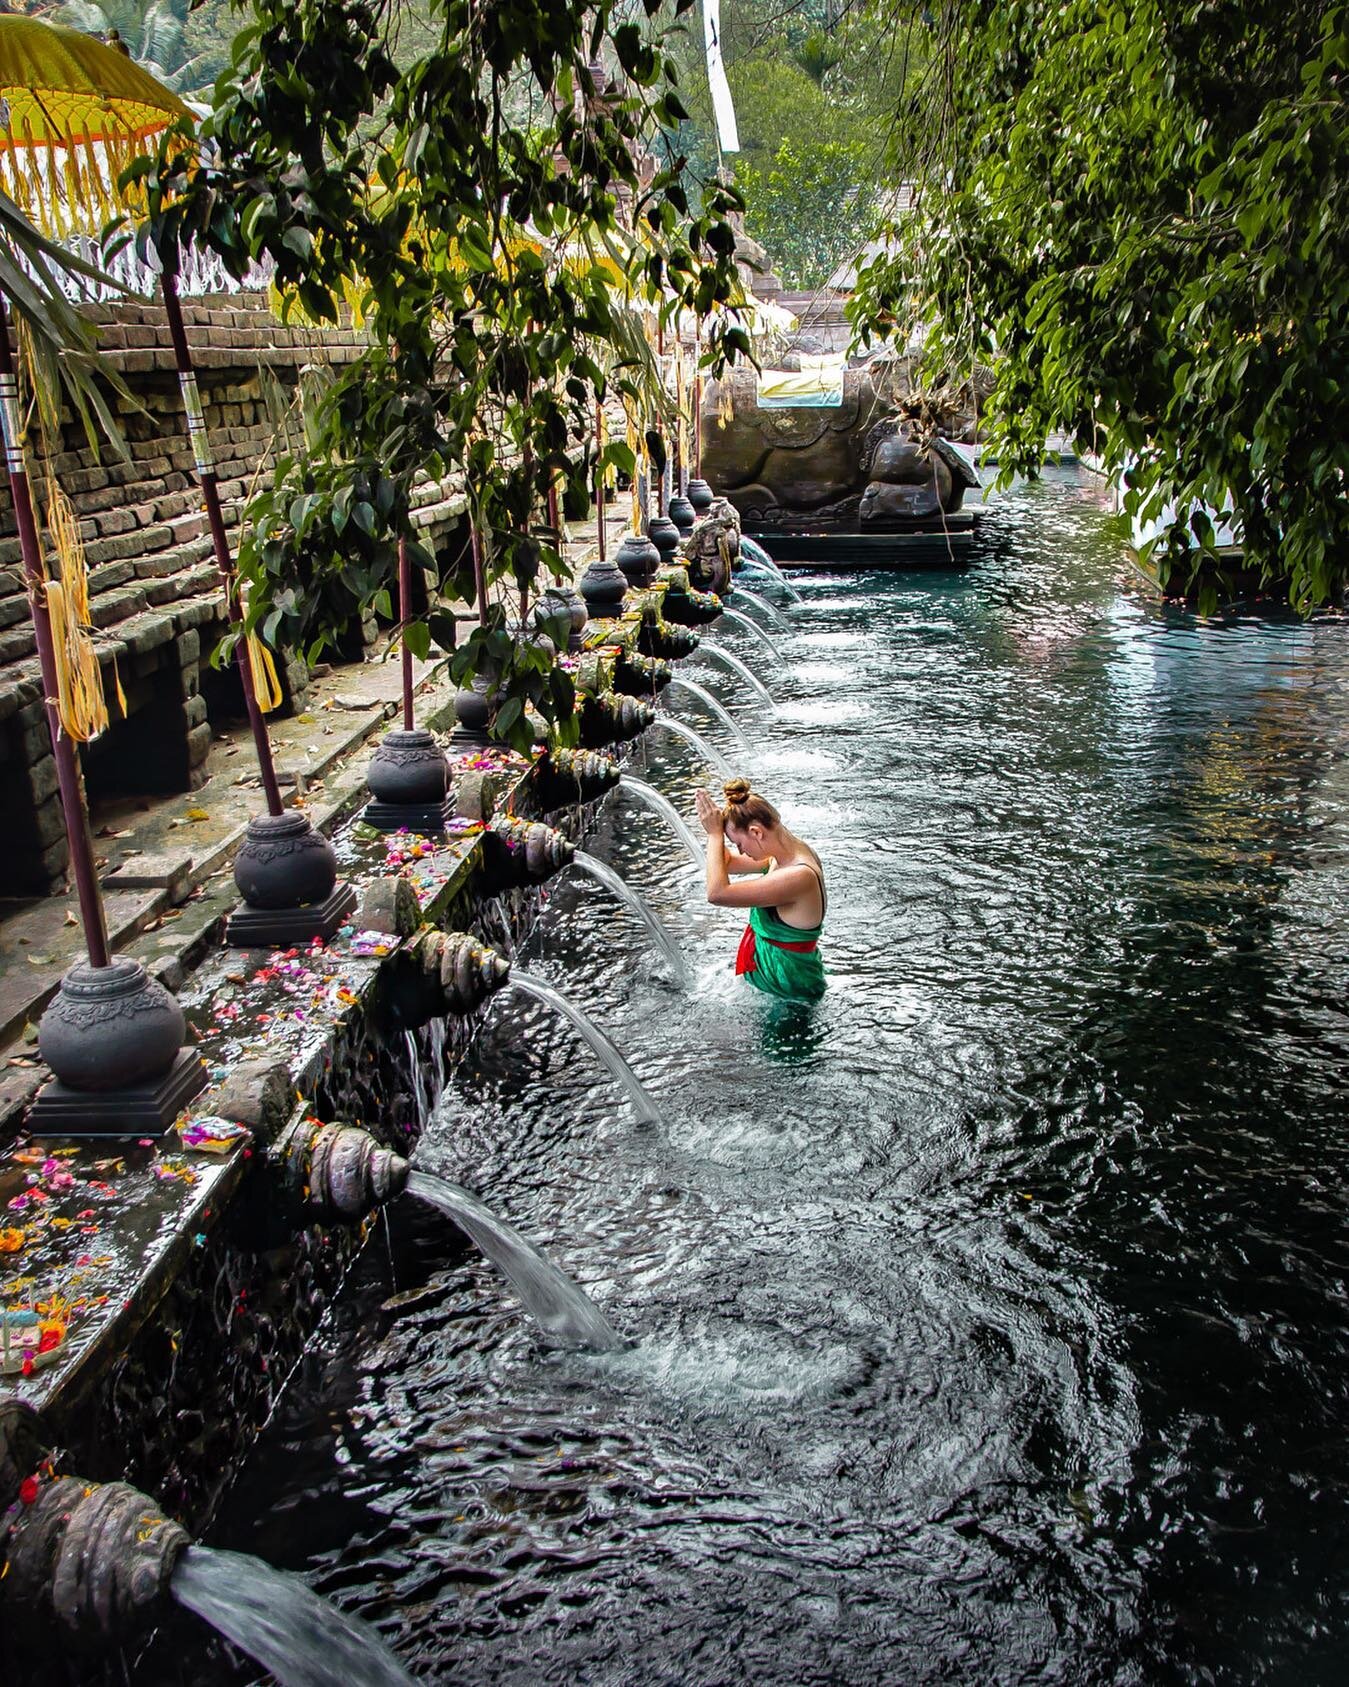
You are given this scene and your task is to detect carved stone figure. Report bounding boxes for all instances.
[683,502,741,595]
[700,363,980,535]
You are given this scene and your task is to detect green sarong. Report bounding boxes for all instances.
[735,903,826,1003]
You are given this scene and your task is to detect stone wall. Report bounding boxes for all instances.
[0,294,469,895]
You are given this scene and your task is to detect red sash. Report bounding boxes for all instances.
[735,925,819,976]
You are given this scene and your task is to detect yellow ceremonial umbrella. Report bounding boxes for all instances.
[0,18,191,970]
[0,18,190,238]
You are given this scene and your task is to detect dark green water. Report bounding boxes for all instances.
[202,470,1349,1683]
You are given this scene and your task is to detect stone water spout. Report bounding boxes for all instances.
[480,814,576,892]
[615,649,674,696]
[0,1405,411,1683]
[531,746,621,811]
[579,690,656,748]
[637,617,701,662]
[273,1117,409,1224]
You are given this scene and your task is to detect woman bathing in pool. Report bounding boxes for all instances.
[695,778,827,1002]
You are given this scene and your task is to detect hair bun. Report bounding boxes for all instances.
[723,777,752,805]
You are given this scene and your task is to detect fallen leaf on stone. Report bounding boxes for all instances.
[25,954,53,966]
[185,808,210,822]
[64,912,77,926]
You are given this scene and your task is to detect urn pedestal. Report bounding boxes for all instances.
[362,727,454,835]
[226,812,357,947]
[28,957,207,1137]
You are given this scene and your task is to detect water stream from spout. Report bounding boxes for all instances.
[617,776,705,868]
[509,970,664,1126]
[731,585,789,629]
[406,1170,625,1351]
[694,643,775,704]
[571,850,690,988]
[170,1546,414,1687]
[665,677,752,750]
[648,716,734,778]
[738,540,804,603]
[720,606,785,665]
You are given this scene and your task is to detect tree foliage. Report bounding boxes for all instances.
[665,0,908,289]
[852,1,1349,609]
[128,0,746,749]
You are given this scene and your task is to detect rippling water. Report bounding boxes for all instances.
[201,471,1349,1684]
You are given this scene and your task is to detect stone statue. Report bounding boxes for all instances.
[700,363,981,536]
[683,501,741,595]
[858,426,979,528]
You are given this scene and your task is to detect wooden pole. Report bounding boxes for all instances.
[398,537,414,729]
[0,293,109,967]
[470,521,488,629]
[160,260,284,816]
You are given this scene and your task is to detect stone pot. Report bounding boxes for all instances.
[366,728,449,805]
[38,958,187,1093]
[578,553,629,620]
[615,530,661,588]
[233,811,339,910]
[686,477,714,514]
[668,493,696,537]
[540,585,587,652]
[645,515,681,564]
[452,672,497,742]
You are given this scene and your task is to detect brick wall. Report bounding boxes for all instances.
[0,293,468,894]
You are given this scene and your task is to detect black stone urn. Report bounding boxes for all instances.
[367,729,448,804]
[39,957,187,1092]
[235,811,338,908]
[615,530,661,588]
[668,493,696,537]
[646,515,681,565]
[539,584,587,652]
[686,477,714,514]
[579,552,629,621]
[364,727,452,834]
[451,672,497,745]
[227,811,357,947]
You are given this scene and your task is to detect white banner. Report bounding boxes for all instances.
[703,0,740,154]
